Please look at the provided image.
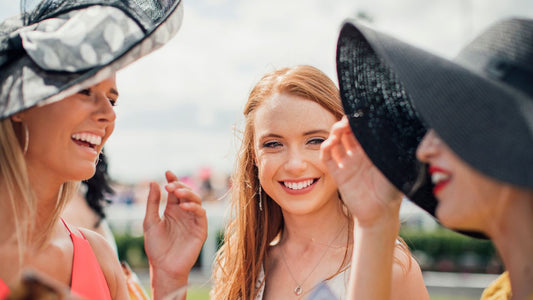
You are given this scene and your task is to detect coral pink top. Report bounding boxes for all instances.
[0,278,8,299]
[62,219,112,300]
[0,221,111,300]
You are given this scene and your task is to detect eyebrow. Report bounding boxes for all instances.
[304,129,330,136]
[258,129,330,141]
[109,88,119,97]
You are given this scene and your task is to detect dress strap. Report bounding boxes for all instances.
[60,218,73,234]
[68,223,112,299]
[61,218,88,239]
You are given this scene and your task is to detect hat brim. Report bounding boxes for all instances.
[336,20,488,239]
[0,0,183,119]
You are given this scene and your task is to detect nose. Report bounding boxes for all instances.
[93,93,116,124]
[416,129,441,163]
[284,147,307,174]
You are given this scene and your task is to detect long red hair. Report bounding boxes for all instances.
[211,65,348,299]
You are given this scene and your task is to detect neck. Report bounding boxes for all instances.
[281,201,350,248]
[23,167,64,244]
[486,191,533,299]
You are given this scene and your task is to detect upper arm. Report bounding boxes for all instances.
[80,228,128,300]
[390,247,430,300]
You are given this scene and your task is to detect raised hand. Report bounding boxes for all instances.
[320,117,402,227]
[321,117,404,300]
[143,171,208,300]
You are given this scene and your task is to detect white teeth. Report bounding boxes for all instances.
[71,133,102,146]
[431,172,450,184]
[283,179,314,190]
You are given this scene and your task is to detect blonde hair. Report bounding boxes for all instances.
[0,118,77,263]
[211,65,351,299]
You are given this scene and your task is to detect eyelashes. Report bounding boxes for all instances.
[77,88,118,106]
[261,137,326,149]
[308,137,325,145]
[78,88,91,96]
[263,141,282,148]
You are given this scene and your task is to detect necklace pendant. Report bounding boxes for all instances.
[294,286,303,296]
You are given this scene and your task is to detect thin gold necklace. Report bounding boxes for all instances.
[279,222,346,296]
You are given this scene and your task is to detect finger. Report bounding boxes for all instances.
[320,135,338,163]
[143,182,161,230]
[178,202,207,218]
[165,184,181,205]
[331,138,349,167]
[339,116,352,131]
[330,117,352,137]
[165,182,193,206]
[321,139,345,173]
[165,170,178,183]
[341,129,359,153]
[173,188,202,205]
[165,180,192,192]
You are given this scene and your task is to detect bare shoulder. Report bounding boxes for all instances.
[391,246,430,300]
[78,228,128,299]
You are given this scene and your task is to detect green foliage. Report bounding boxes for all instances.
[116,234,147,268]
[400,228,503,273]
[115,233,203,269]
[186,287,210,300]
[116,229,503,274]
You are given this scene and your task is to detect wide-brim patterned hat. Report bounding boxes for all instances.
[0,0,183,119]
[336,18,533,238]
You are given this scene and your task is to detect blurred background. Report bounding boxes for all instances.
[2,0,533,299]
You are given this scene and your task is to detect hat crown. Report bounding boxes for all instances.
[0,0,183,120]
[456,18,533,98]
[336,17,533,235]
[23,0,173,28]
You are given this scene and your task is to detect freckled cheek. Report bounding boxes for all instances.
[256,156,282,182]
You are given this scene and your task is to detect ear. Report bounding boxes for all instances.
[10,112,24,123]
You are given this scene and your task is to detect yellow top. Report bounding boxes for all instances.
[481,272,511,300]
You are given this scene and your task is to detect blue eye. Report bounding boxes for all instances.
[308,138,325,145]
[263,141,282,148]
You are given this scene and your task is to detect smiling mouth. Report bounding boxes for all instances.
[431,172,451,185]
[429,167,452,194]
[71,133,102,150]
[282,179,318,190]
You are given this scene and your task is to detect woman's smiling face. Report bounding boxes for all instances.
[15,76,118,183]
[416,129,510,231]
[253,93,340,217]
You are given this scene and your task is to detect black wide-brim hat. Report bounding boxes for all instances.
[0,0,184,119]
[336,18,533,238]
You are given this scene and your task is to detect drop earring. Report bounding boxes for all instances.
[22,122,29,155]
[258,185,263,211]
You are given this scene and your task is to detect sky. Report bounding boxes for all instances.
[1,0,533,183]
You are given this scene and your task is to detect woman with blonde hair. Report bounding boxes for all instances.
[0,0,207,299]
[212,65,428,299]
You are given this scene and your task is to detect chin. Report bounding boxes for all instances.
[69,165,96,181]
[436,209,472,231]
[435,206,457,227]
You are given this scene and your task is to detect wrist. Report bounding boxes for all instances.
[353,215,400,240]
[151,267,189,300]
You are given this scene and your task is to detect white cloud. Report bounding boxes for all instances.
[108,0,533,182]
[1,0,532,182]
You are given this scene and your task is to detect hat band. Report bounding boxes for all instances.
[0,5,144,72]
[486,58,533,99]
